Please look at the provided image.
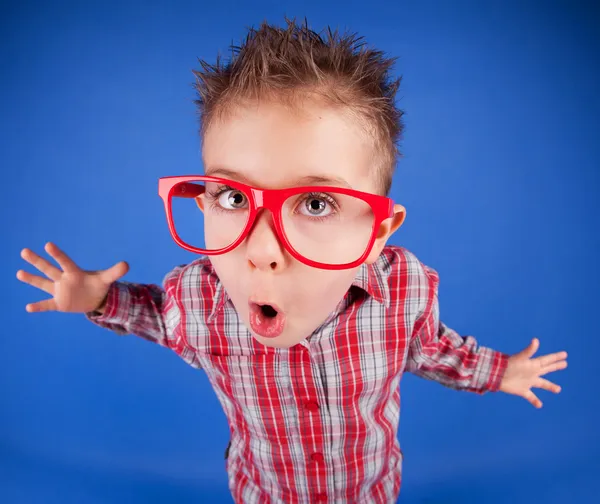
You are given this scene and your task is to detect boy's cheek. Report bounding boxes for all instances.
[365,241,386,264]
[209,252,358,344]
[365,209,406,264]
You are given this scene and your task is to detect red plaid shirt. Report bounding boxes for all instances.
[87,246,508,503]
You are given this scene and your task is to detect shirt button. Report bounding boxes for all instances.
[311,452,324,463]
[305,400,320,412]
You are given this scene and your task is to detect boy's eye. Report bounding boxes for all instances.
[218,189,248,210]
[298,195,334,217]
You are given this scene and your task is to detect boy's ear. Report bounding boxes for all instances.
[195,195,205,212]
[364,204,406,264]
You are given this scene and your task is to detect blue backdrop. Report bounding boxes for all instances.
[2,1,598,502]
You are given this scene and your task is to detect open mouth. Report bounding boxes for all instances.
[260,304,278,318]
[248,302,286,338]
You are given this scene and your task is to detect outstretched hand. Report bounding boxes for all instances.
[499,338,567,408]
[17,242,129,314]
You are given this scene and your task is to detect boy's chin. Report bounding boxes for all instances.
[250,330,308,349]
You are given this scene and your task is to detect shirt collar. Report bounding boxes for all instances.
[208,256,391,322]
[350,258,391,308]
[208,279,230,323]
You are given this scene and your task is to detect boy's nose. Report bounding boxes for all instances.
[245,209,287,272]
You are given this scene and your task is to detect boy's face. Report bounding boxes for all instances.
[201,98,404,349]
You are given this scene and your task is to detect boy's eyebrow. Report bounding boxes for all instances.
[205,167,352,188]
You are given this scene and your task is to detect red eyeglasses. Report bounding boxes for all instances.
[158,175,397,270]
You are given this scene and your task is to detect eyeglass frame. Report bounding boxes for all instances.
[158,175,397,270]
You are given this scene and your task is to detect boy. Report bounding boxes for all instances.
[17,19,567,504]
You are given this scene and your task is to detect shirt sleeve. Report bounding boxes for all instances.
[85,266,185,351]
[405,265,509,394]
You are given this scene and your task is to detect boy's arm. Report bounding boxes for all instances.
[406,300,508,394]
[405,265,568,405]
[17,243,196,367]
[85,266,191,357]
[405,267,509,394]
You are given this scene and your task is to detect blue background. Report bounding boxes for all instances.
[2,0,598,502]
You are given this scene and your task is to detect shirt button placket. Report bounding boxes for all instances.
[296,345,327,501]
[305,400,325,498]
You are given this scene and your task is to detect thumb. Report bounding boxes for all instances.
[520,337,539,359]
[100,261,129,284]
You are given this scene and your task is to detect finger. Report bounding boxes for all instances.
[540,360,568,375]
[536,351,568,368]
[99,261,129,284]
[535,378,562,394]
[520,338,539,359]
[16,270,54,295]
[25,298,57,313]
[20,248,62,281]
[524,390,543,409]
[44,242,80,273]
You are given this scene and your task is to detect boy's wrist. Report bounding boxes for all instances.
[93,293,109,315]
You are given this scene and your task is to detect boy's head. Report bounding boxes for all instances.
[191,19,406,348]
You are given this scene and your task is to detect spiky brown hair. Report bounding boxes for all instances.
[192,18,404,195]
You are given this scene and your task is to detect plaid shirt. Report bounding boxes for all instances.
[87,245,508,503]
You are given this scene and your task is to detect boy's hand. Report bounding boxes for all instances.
[16,242,129,314]
[499,338,567,408]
